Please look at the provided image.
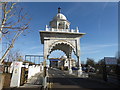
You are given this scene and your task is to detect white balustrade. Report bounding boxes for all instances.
[46,27,79,33]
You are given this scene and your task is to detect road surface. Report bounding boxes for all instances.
[48,68,116,89]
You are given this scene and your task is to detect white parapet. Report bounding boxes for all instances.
[28,65,35,79]
[71,29,74,32]
[28,65,43,79]
[47,28,80,33]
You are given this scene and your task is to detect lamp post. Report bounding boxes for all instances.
[103,58,107,82]
[116,57,120,84]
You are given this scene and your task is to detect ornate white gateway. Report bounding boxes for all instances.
[40,8,85,77]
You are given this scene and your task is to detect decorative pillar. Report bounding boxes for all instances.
[77,56,82,77]
[42,40,48,88]
[76,39,82,77]
[68,48,72,74]
[69,58,72,74]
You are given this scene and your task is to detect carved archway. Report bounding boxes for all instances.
[47,40,76,58]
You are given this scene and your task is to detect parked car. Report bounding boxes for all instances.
[72,67,78,70]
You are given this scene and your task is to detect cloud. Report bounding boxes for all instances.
[29,46,41,50]
[81,43,117,50]
[81,50,101,55]
[81,43,117,55]
[65,3,81,15]
[22,51,43,56]
[29,45,43,50]
[27,51,43,55]
[22,46,43,56]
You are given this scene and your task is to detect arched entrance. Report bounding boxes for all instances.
[40,31,85,75]
[48,41,75,73]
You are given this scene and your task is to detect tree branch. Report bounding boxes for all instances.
[0,2,31,63]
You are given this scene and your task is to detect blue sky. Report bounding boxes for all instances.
[5,2,118,63]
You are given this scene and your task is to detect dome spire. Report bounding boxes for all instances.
[58,7,61,13]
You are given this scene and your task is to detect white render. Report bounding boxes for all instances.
[58,56,76,68]
[40,8,85,76]
[10,61,23,87]
[28,65,43,79]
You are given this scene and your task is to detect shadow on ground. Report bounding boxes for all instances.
[49,77,118,88]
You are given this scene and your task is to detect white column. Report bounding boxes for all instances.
[42,40,48,88]
[68,49,72,74]
[42,59,47,88]
[69,58,72,74]
[76,39,82,77]
[77,56,82,77]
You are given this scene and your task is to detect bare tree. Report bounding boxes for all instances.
[0,2,31,64]
[86,58,95,67]
[6,49,23,62]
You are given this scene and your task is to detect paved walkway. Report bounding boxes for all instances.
[20,72,43,88]
[3,73,44,90]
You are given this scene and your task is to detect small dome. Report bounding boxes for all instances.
[53,13,67,20]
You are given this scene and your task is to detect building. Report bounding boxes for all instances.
[40,7,85,76]
[49,58,60,68]
[49,56,76,70]
[58,56,76,70]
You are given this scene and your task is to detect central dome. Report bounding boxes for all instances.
[49,8,70,30]
[53,13,67,20]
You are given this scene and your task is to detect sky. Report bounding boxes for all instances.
[2,2,118,64]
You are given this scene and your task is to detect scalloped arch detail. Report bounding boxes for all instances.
[48,40,76,57]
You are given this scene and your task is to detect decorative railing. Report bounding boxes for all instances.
[46,28,79,33]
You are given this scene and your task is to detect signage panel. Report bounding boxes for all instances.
[104,57,117,65]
